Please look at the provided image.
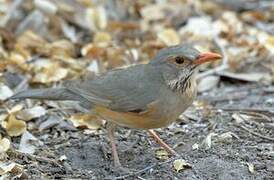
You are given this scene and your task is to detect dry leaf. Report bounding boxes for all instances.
[93,31,112,44]
[157,28,180,46]
[81,44,105,58]
[179,16,217,38]
[38,115,60,131]
[17,106,46,121]
[198,75,220,92]
[69,114,102,129]
[217,132,237,143]
[232,113,251,124]
[0,162,23,176]
[246,162,255,174]
[19,131,39,154]
[15,31,47,54]
[59,155,67,161]
[50,39,76,59]
[2,114,26,137]
[0,137,10,153]
[192,143,199,150]
[0,84,13,101]
[34,0,57,15]
[87,60,100,74]
[31,59,68,83]
[86,6,107,30]
[173,159,192,172]
[200,133,217,149]
[155,149,169,160]
[8,104,24,114]
[140,3,177,21]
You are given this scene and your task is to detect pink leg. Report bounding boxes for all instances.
[107,123,121,167]
[147,129,178,156]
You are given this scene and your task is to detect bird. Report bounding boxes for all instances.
[10,44,221,168]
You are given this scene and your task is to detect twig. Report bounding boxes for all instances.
[12,150,62,167]
[197,36,228,80]
[236,124,274,142]
[211,107,274,114]
[114,157,177,180]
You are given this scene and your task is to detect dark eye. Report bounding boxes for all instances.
[175,57,184,64]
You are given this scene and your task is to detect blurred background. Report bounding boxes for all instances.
[0,0,273,179]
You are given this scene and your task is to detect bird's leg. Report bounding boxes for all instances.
[106,122,121,167]
[147,129,179,156]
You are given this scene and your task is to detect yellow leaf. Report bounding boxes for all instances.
[2,115,26,137]
[155,149,169,160]
[157,28,180,46]
[93,32,112,44]
[0,137,10,153]
[8,104,23,114]
[69,114,102,129]
[86,6,107,30]
[173,159,191,172]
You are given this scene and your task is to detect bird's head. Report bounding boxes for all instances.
[150,44,222,92]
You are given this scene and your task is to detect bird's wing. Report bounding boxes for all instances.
[66,65,162,113]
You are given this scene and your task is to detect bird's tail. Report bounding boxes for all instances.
[10,88,83,101]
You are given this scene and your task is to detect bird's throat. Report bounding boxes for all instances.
[166,71,195,94]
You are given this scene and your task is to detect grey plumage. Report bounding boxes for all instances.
[10,44,201,114]
[11,64,164,112]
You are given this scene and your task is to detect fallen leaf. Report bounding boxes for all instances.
[2,114,26,137]
[232,113,250,124]
[155,149,169,160]
[198,75,220,92]
[0,84,13,101]
[200,132,217,149]
[8,104,24,114]
[173,159,192,172]
[34,0,57,15]
[179,16,218,38]
[81,44,105,58]
[246,162,255,174]
[31,59,68,83]
[0,114,8,123]
[86,6,107,31]
[0,137,10,153]
[217,132,239,143]
[69,114,102,129]
[0,162,23,176]
[87,60,100,74]
[59,155,67,161]
[192,143,199,150]
[50,39,76,59]
[17,106,46,121]
[38,115,61,131]
[140,3,177,21]
[93,31,112,44]
[157,28,180,46]
[19,131,39,154]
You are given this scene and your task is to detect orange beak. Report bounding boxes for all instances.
[193,52,222,65]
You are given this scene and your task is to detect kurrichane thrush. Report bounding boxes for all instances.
[11,44,221,168]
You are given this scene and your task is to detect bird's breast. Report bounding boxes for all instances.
[93,83,196,130]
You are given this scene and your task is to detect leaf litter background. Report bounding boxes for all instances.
[0,0,273,179]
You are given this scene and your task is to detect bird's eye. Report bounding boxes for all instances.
[175,57,184,64]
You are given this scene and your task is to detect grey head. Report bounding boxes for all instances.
[149,44,222,92]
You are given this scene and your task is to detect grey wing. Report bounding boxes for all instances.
[66,65,162,113]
